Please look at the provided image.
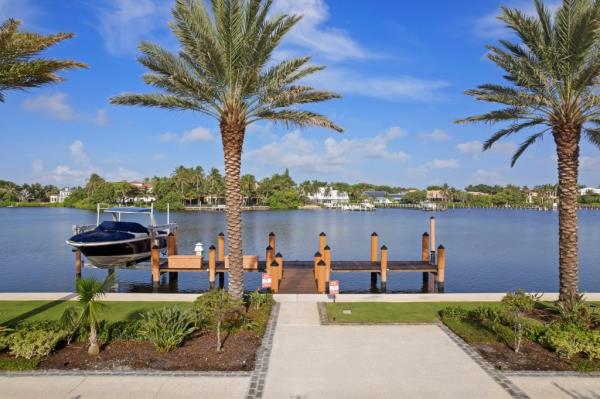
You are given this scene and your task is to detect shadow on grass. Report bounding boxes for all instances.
[3,293,77,326]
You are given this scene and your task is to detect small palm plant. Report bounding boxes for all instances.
[457,0,600,301]
[0,18,86,102]
[61,274,115,356]
[110,0,342,300]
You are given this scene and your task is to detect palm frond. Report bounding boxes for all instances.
[511,131,547,166]
[252,110,343,132]
[483,118,546,151]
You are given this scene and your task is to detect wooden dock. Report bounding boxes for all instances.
[75,217,446,294]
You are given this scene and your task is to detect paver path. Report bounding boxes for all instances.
[262,302,512,398]
[509,376,600,398]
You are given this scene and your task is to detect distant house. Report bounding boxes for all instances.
[389,192,407,202]
[50,187,73,203]
[580,187,600,195]
[526,190,538,204]
[363,190,391,204]
[426,190,447,202]
[308,187,350,206]
[466,191,488,196]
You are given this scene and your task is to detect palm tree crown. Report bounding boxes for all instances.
[0,18,86,102]
[457,0,600,163]
[110,0,342,132]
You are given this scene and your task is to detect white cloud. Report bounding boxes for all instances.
[159,127,214,143]
[23,92,75,120]
[94,109,110,126]
[457,140,483,158]
[22,92,109,125]
[581,156,600,171]
[32,140,142,185]
[475,1,561,39]
[457,140,517,159]
[69,140,90,167]
[419,128,450,141]
[474,169,501,180]
[430,159,459,169]
[272,0,369,61]
[245,128,408,174]
[305,68,449,102]
[96,0,169,56]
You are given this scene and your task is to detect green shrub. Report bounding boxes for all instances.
[139,307,195,353]
[9,329,67,359]
[97,320,142,343]
[501,289,540,313]
[439,306,469,320]
[194,290,242,351]
[0,334,10,352]
[246,290,274,310]
[0,357,40,371]
[540,323,600,360]
[555,294,598,328]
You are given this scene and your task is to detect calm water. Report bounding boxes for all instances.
[0,207,599,293]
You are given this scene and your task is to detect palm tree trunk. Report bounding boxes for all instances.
[221,121,245,300]
[554,127,580,301]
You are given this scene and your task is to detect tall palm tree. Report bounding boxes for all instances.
[110,0,342,299]
[0,18,85,102]
[457,0,600,301]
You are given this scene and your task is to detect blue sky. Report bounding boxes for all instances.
[1,0,599,189]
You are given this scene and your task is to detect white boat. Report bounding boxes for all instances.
[420,200,438,211]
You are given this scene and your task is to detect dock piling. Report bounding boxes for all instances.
[217,232,225,262]
[151,245,160,286]
[270,261,280,293]
[75,250,82,278]
[319,232,327,255]
[422,232,430,288]
[208,245,216,289]
[268,232,276,254]
[275,252,283,281]
[324,245,331,290]
[380,245,388,292]
[437,245,446,293]
[167,233,178,282]
[429,217,436,264]
[314,251,322,280]
[316,259,326,293]
[266,245,274,274]
[370,232,379,262]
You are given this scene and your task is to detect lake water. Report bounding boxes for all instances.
[1,207,599,293]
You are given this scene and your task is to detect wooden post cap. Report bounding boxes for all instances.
[423,232,429,237]
[381,245,388,250]
[438,245,445,250]
[269,232,275,236]
[270,260,279,267]
[371,232,378,236]
[319,232,326,236]
[324,245,331,250]
[430,216,435,220]
[275,252,282,258]
[266,245,273,250]
[314,251,322,257]
[218,232,224,236]
[317,259,326,266]
[209,245,216,250]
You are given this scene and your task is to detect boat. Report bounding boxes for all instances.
[66,205,176,268]
[420,200,438,211]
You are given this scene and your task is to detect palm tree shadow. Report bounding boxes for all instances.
[3,293,77,326]
[553,382,600,399]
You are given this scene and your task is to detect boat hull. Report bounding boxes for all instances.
[71,236,167,268]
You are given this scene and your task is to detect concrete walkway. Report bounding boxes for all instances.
[262,302,512,398]
[509,376,600,399]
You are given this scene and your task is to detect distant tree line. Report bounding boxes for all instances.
[2,170,600,210]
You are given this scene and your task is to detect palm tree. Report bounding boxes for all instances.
[0,19,85,102]
[110,0,342,299]
[61,274,115,355]
[457,0,600,301]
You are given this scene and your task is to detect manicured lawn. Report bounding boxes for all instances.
[0,301,193,325]
[325,302,501,323]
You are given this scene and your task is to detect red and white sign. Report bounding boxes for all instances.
[261,273,272,289]
[329,280,340,295]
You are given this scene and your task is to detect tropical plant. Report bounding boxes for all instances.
[194,290,241,351]
[9,328,66,360]
[60,274,115,355]
[0,18,85,102]
[456,0,600,301]
[110,0,342,300]
[138,306,196,353]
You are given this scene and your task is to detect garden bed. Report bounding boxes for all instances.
[0,290,274,372]
[39,330,260,371]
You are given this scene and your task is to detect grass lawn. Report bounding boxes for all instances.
[325,302,501,323]
[0,301,193,325]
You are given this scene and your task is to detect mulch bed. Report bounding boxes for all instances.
[473,341,575,371]
[40,330,261,371]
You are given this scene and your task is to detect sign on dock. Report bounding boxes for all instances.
[329,280,339,296]
[262,273,272,289]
